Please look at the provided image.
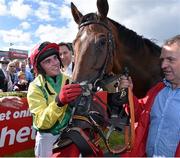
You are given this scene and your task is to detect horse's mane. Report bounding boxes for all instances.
[79,12,161,57]
[108,18,161,56]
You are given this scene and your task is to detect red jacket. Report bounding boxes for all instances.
[122,82,180,157]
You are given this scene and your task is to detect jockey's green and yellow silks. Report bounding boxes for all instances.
[45,74,62,93]
[27,74,71,135]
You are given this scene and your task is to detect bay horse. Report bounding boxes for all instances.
[71,0,163,98]
[53,0,163,157]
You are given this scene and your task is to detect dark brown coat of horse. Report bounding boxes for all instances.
[71,0,163,98]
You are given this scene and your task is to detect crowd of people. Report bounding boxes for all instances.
[0,57,34,92]
[0,42,74,93]
[1,35,180,157]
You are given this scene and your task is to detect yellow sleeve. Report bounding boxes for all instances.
[27,82,67,130]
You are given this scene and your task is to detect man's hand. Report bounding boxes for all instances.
[0,96,23,109]
[119,75,133,90]
[58,84,82,105]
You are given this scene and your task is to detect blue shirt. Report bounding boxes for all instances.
[146,80,180,157]
[24,70,34,82]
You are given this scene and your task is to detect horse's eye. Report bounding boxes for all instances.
[98,37,106,47]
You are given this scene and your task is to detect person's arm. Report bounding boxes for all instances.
[27,81,81,130]
[0,96,23,109]
[27,82,64,130]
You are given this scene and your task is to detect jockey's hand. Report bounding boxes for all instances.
[119,75,133,90]
[57,84,82,106]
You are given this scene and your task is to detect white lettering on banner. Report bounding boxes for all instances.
[16,127,30,143]
[0,111,11,121]
[0,126,35,148]
[0,110,31,121]
[0,127,15,146]
[13,110,31,119]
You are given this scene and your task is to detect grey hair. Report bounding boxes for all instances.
[164,35,180,46]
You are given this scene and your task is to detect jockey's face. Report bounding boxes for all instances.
[40,55,60,77]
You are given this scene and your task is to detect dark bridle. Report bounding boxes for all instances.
[77,17,115,87]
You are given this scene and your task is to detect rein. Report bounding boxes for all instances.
[54,77,135,155]
[68,80,134,155]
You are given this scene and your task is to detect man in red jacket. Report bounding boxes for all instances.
[120,35,180,157]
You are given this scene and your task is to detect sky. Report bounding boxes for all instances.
[0,0,180,53]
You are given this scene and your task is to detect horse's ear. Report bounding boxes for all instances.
[71,2,83,25]
[97,0,109,19]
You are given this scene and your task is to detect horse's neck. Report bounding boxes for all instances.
[112,39,162,97]
[112,41,131,74]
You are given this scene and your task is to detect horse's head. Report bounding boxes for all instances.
[71,0,163,97]
[71,0,116,84]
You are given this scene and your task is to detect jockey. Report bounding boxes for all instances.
[27,42,82,157]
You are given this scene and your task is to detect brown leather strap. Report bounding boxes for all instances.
[73,115,92,125]
[106,87,135,154]
[124,125,130,147]
[70,127,100,156]
[128,87,135,150]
